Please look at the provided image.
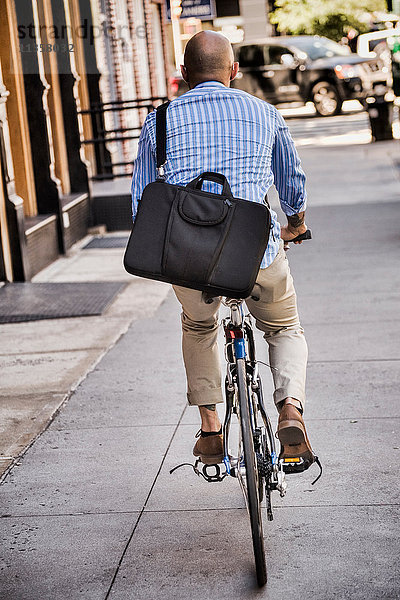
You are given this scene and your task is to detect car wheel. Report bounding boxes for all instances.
[311,82,342,116]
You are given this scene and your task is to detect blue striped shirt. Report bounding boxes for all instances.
[131,81,307,268]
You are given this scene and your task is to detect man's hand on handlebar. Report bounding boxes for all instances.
[280,211,308,249]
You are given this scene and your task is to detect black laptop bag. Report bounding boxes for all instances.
[123,101,271,299]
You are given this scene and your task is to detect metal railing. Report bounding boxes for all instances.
[80,96,167,180]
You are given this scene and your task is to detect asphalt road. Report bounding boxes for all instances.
[1,108,399,599]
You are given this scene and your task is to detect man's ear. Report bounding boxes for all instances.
[230,62,239,81]
[180,65,188,82]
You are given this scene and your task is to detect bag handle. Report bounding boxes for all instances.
[156,105,232,198]
[186,172,233,198]
[156,101,170,176]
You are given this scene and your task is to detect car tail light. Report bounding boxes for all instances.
[334,64,362,79]
[169,77,180,95]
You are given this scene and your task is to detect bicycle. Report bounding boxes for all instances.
[171,230,321,587]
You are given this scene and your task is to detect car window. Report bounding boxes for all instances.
[265,45,293,65]
[238,45,264,67]
[289,36,350,60]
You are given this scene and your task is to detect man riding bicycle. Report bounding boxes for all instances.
[131,31,314,468]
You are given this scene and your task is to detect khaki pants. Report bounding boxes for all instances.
[173,243,308,409]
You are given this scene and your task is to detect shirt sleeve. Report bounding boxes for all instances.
[131,116,157,221]
[271,109,307,216]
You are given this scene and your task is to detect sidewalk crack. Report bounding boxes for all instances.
[104,404,187,599]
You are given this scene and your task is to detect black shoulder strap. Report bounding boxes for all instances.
[156,101,170,169]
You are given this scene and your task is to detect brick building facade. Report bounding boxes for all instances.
[0,0,170,282]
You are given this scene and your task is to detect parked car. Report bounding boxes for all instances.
[170,35,388,117]
[232,36,388,116]
[357,28,400,58]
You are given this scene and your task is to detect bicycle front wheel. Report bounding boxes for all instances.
[237,358,267,587]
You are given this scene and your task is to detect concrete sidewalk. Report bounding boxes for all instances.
[1,134,400,598]
[0,234,170,478]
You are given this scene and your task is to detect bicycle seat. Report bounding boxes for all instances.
[201,289,261,304]
[250,284,261,302]
[201,291,218,304]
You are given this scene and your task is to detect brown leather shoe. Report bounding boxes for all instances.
[193,431,224,465]
[277,403,313,465]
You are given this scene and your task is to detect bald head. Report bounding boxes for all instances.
[181,31,237,88]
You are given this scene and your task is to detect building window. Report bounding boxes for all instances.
[215,0,240,18]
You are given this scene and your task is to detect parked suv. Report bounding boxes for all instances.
[232,36,388,116]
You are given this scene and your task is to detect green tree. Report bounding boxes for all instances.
[270,0,387,42]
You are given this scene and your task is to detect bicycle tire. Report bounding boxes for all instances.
[237,358,267,587]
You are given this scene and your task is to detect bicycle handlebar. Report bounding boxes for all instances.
[288,229,312,243]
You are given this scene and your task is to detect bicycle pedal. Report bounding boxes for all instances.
[279,454,323,484]
[280,457,309,474]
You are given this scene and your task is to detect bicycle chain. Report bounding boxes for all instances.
[256,452,271,478]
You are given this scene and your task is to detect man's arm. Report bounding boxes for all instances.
[271,109,307,243]
[131,117,157,220]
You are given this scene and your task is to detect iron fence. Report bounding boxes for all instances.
[80,96,167,180]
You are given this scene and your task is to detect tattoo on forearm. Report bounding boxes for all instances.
[287,212,305,228]
[204,404,216,411]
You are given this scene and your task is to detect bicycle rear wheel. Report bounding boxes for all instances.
[236,358,267,587]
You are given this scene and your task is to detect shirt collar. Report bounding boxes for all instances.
[192,81,227,90]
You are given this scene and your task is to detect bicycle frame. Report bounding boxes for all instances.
[221,298,287,506]
[169,296,292,585]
